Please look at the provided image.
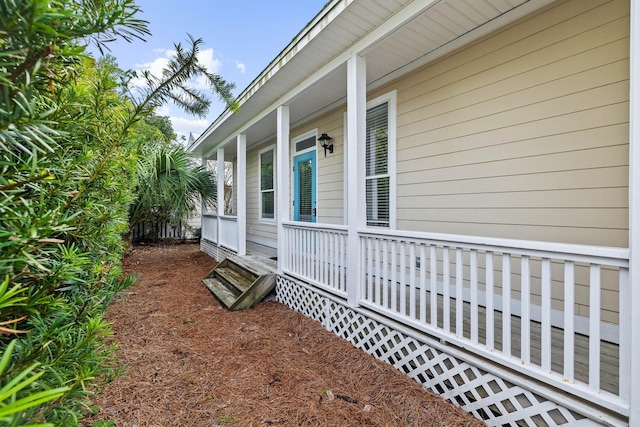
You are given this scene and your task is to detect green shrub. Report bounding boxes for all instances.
[0,1,236,424]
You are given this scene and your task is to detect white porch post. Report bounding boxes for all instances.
[237,134,247,256]
[216,147,225,246]
[276,105,290,275]
[628,1,640,424]
[201,156,208,217]
[345,54,366,307]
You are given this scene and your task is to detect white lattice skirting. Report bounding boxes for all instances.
[200,239,237,262]
[275,275,608,427]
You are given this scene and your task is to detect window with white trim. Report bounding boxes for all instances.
[365,98,393,228]
[259,146,275,221]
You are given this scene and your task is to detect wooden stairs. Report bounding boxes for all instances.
[202,256,276,311]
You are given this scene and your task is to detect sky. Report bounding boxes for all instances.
[100,0,327,142]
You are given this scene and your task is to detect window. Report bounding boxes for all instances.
[365,97,394,228]
[259,146,275,221]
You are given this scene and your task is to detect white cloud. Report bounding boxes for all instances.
[169,115,210,143]
[236,60,246,74]
[198,48,222,74]
[128,55,171,90]
[193,48,222,90]
[130,47,223,92]
[127,46,227,143]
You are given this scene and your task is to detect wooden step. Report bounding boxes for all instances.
[202,256,277,311]
[214,266,253,293]
[202,277,239,308]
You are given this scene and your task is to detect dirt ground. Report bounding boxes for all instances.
[85,243,484,426]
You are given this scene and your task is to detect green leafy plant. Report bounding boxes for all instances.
[0,341,68,427]
[0,1,237,425]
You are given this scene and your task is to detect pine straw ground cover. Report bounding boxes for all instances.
[85,243,484,427]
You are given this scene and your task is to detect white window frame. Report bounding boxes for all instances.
[258,144,276,223]
[292,129,318,155]
[364,90,397,229]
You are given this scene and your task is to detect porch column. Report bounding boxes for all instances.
[216,147,225,247]
[201,156,208,217]
[237,134,247,256]
[276,105,290,275]
[345,54,366,307]
[628,1,640,424]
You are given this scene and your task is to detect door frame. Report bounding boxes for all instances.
[291,130,318,223]
[293,150,317,222]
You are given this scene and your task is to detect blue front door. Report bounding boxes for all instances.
[293,151,316,222]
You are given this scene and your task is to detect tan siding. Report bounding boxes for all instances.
[292,108,346,225]
[246,140,277,244]
[388,0,629,247]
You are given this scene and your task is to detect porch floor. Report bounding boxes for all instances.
[246,240,278,262]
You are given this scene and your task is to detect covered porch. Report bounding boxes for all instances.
[189,0,640,424]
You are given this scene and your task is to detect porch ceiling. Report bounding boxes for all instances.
[190,0,548,160]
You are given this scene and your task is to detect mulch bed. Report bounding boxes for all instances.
[84,243,484,426]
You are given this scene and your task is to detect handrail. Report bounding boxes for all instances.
[282,221,348,232]
[358,228,629,266]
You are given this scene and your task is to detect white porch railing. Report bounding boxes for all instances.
[281,221,348,297]
[202,214,218,242]
[219,215,238,251]
[279,222,630,417]
[359,229,630,417]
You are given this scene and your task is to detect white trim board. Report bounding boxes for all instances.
[247,235,277,250]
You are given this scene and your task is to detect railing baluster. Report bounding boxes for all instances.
[541,258,551,373]
[367,237,373,301]
[322,230,326,283]
[400,242,407,316]
[287,227,292,272]
[360,235,366,296]
[471,250,478,344]
[502,254,512,356]
[589,264,601,392]
[331,229,340,288]
[383,240,389,310]
[420,244,427,324]
[409,243,416,319]
[291,228,296,273]
[307,229,312,279]
[314,230,319,282]
[303,229,308,278]
[391,241,397,313]
[338,232,342,290]
[375,238,382,305]
[429,245,437,327]
[298,228,303,276]
[564,261,575,384]
[456,248,463,338]
[340,233,345,292]
[486,251,494,350]
[521,255,531,365]
[443,248,451,333]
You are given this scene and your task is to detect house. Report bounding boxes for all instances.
[188,0,640,425]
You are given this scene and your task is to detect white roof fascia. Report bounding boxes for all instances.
[201,0,443,159]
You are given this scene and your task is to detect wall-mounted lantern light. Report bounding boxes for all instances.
[318,133,334,157]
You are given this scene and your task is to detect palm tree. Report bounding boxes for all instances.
[130,146,216,240]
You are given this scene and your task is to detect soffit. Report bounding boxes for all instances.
[191,0,542,159]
